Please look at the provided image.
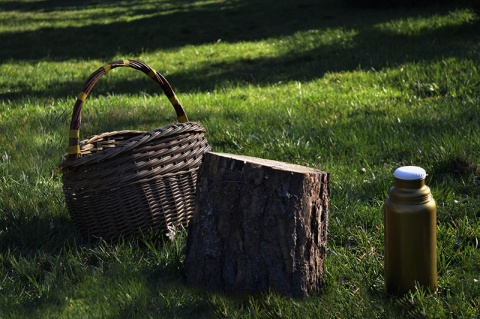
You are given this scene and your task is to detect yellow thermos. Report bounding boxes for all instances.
[384,166,437,296]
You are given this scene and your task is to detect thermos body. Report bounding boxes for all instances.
[384,166,437,296]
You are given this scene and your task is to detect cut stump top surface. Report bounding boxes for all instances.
[209,152,325,174]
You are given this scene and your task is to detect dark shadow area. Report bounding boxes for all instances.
[0,208,77,256]
[1,0,342,62]
[1,0,477,63]
[343,0,480,9]
[1,0,478,101]
[0,0,122,12]
[0,0,200,12]
[0,224,216,317]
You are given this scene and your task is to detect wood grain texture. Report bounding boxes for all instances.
[185,152,330,297]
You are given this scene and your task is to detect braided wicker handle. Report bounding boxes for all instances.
[67,59,188,159]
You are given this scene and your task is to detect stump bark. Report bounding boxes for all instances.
[184,152,330,297]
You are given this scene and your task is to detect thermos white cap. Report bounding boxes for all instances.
[394,166,427,180]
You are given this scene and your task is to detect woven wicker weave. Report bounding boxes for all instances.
[61,59,210,241]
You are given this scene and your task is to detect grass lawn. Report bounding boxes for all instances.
[0,0,479,318]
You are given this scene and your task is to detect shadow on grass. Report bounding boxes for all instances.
[1,0,478,100]
[0,0,342,62]
[0,207,217,317]
[0,208,76,256]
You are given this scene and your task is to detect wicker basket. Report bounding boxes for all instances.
[61,59,210,241]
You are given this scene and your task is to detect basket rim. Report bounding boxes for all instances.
[61,121,206,168]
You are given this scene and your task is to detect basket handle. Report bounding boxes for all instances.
[67,59,188,159]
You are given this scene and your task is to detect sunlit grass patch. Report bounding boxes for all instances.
[374,8,478,35]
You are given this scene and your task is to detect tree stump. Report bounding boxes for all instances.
[184,152,330,297]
